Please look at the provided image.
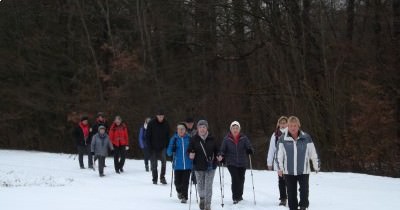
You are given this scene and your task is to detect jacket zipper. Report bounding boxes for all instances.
[181,137,186,170]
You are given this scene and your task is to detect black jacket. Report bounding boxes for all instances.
[188,133,219,171]
[146,118,170,152]
[73,126,87,146]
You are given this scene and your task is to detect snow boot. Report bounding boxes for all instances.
[160,177,167,185]
[279,199,287,206]
[299,207,307,210]
[181,198,187,203]
[233,200,239,204]
[199,198,205,210]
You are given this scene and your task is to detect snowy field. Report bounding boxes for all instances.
[1,150,399,210]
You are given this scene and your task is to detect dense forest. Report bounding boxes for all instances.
[0,0,399,177]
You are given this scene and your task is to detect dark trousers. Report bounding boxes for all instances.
[227,165,246,200]
[150,149,166,182]
[113,146,126,172]
[142,148,150,167]
[77,145,93,168]
[285,174,309,210]
[174,170,191,199]
[279,175,287,200]
[97,155,106,175]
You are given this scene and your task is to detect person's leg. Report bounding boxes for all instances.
[98,156,105,176]
[195,171,206,210]
[204,170,216,210]
[298,174,310,208]
[279,175,287,200]
[150,150,158,183]
[114,146,120,173]
[285,175,298,210]
[182,170,191,200]
[87,145,93,168]
[160,149,167,180]
[174,170,183,197]
[227,165,240,201]
[143,148,150,171]
[78,146,84,168]
[238,167,246,200]
[120,147,126,171]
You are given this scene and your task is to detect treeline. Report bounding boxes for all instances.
[0,0,399,177]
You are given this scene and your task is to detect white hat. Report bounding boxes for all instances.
[230,121,241,129]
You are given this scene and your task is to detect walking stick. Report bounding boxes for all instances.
[249,154,256,205]
[189,170,193,210]
[218,163,225,207]
[170,154,175,197]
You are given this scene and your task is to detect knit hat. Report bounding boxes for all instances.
[230,121,241,129]
[197,120,208,128]
[98,125,106,131]
[177,122,187,130]
[80,115,89,122]
[156,108,165,116]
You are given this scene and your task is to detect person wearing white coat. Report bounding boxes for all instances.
[266,116,288,206]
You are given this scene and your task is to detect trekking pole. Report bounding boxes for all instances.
[170,154,175,197]
[189,170,193,210]
[218,163,224,207]
[249,154,256,205]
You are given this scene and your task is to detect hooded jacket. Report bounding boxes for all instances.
[276,130,320,175]
[167,133,192,170]
[219,133,254,168]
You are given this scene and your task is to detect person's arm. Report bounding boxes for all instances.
[245,136,254,155]
[146,121,153,150]
[308,140,320,172]
[166,137,175,157]
[219,138,227,156]
[108,137,114,151]
[277,140,285,176]
[266,133,276,169]
[91,136,96,153]
[138,128,144,149]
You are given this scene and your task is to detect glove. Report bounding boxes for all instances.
[246,149,253,155]
[91,152,95,156]
[110,150,114,155]
[278,170,283,177]
[189,152,195,160]
[267,165,273,170]
[125,146,129,150]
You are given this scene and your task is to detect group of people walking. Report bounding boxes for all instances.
[73,111,319,210]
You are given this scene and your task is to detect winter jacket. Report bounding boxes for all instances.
[146,118,170,152]
[90,120,108,137]
[187,133,219,171]
[91,133,114,157]
[109,123,129,147]
[219,133,254,168]
[73,123,90,146]
[138,126,147,149]
[266,127,288,171]
[167,133,192,170]
[277,131,320,175]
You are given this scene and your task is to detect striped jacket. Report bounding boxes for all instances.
[276,131,320,175]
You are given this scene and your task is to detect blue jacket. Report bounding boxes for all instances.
[138,126,147,149]
[167,133,192,170]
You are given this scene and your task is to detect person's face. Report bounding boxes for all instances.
[230,125,240,136]
[82,120,88,125]
[288,122,300,136]
[98,116,104,122]
[115,118,121,125]
[197,125,208,136]
[99,128,106,134]
[156,115,164,122]
[279,120,288,129]
[177,125,186,137]
[186,122,194,129]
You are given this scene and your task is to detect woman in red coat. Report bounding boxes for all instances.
[109,116,129,174]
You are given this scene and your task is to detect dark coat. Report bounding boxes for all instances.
[146,118,170,152]
[220,133,254,168]
[73,125,89,146]
[89,120,108,144]
[187,133,219,171]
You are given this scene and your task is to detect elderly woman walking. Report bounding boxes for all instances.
[188,120,219,210]
[217,121,254,204]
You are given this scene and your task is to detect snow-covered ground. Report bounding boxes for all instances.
[1,150,399,210]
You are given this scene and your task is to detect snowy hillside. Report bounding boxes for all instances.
[1,150,399,210]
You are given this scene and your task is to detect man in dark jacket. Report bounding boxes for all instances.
[73,115,93,169]
[146,110,170,184]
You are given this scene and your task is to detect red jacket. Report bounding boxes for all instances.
[109,123,129,147]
